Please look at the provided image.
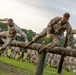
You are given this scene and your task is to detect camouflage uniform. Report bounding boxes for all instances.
[33,17,74,53]
[12,47,20,60]
[63,56,71,71]
[49,53,54,67]
[23,49,32,62]
[18,48,25,61]
[0,22,28,54]
[31,50,38,65]
[9,46,16,58]
[45,53,51,66]
[2,46,10,57]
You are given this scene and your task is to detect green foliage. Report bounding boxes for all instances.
[0,22,8,31]
[17,29,36,41]
[36,34,54,44]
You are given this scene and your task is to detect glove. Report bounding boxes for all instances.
[46,34,51,39]
[25,40,28,44]
[66,46,71,49]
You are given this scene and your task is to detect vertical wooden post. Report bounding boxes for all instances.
[57,36,68,74]
[35,52,46,75]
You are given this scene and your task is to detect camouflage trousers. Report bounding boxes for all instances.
[0,31,15,55]
[0,31,14,49]
[39,28,64,48]
[2,46,10,56]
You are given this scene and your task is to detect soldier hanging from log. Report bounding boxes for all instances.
[26,12,74,54]
[0,18,28,55]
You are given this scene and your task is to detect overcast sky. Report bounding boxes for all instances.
[0,0,76,33]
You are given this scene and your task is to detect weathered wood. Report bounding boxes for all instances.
[35,52,46,75]
[0,39,76,57]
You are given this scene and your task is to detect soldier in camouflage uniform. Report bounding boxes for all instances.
[0,19,28,55]
[17,48,26,61]
[9,46,16,58]
[12,47,21,60]
[45,53,51,66]
[23,49,32,62]
[2,46,10,57]
[30,12,74,54]
[29,50,38,64]
[49,53,55,67]
[30,50,37,65]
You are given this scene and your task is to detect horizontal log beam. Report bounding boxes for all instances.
[0,39,76,57]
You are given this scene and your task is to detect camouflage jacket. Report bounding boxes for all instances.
[8,23,28,41]
[47,17,74,47]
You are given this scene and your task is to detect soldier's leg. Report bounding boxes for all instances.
[2,50,6,56]
[24,53,31,62]
[45,53,49,66]
[25,28,48,48]
[27,54,30,61]
[31,56,36,64]
[0,37,14,55]
[2,48,8,57]
[23,53,28,61]
[17,51,21,60]
[0,31,7,37]
[32,28,47,42]
[9,50,15,58]
[2,46,10,56]
[39,35,60,54]
[13,51,17,60]
[21,52,24,60]
[39,33,64,54]
[2,37,13,48]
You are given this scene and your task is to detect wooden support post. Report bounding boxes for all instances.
[35,52,46,75]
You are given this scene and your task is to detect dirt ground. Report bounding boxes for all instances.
[0,62,33,75]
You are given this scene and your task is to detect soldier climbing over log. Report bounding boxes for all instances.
[0,18,28,55]
[26,12,74,54]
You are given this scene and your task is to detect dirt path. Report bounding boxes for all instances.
[0,62,33,75]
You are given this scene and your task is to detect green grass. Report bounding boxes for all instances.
[0,56,75,75]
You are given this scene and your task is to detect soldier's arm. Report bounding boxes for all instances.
[14,23,28,42]
[47,17,61,34]
[66,23,74,47]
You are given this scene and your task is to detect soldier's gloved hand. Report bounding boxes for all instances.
[32,37,36,42]
[46,34,51,39]
[66,46,71,49]
[25,40,28,44]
